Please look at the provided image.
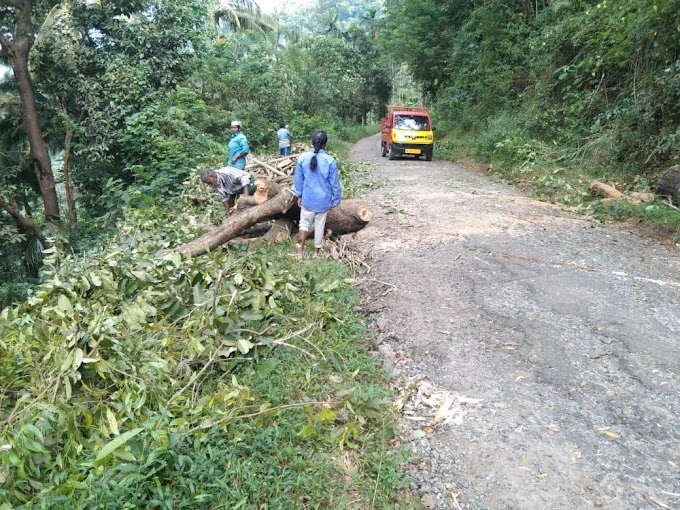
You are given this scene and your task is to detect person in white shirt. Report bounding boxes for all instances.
[200,167,255,217]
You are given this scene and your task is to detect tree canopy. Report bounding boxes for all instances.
[0,0,392,295]
[381,0,680,168]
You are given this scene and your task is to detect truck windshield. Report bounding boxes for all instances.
[394,115,430,131]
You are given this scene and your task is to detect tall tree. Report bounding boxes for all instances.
[0,0,60,219]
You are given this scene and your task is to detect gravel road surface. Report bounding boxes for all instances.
[348,134,680,510]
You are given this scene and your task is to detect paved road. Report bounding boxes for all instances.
[349,134,680,510]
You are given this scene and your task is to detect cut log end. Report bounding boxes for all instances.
[356,205,372,223]
[253,179,283,204]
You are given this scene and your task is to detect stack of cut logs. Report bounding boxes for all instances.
[246,155,298,185]
[174,151,372,258]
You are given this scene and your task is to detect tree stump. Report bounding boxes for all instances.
[655,165,680,205]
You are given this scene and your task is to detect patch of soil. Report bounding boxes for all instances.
[620,216,679,247]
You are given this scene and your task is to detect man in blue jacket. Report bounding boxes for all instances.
[292,130,342,260]
[227,120,249,170]
[277,122,292,156]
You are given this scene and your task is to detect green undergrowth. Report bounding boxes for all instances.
[435,127,680,244]
[0,175,407,508]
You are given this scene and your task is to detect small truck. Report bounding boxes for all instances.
[380,106,434,161]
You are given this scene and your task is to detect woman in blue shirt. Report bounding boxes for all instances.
[292,130,342,260]
[227,120,249,170]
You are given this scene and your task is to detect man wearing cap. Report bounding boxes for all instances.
[227,120,249,170]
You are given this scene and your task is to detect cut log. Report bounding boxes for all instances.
[250,156,287,178]
[237,187,301,222]
[240,196,371,237]
[253,179,283,203]
[628,191,656,204]
[238,194,371,237]
[277,158,294,169]
[236,196,259,210]
[173,189,297,257]
[589,180,623,199]
[325,200,372,237]
[655,165,680,205]
[262,218,295,243]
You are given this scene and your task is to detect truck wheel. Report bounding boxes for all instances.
[381,143,387,157]
[388,146,396,160]
[426,154,432,161]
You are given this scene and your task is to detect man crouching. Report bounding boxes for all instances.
[200,167,256,217]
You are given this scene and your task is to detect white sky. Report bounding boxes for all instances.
[256,0,314,14]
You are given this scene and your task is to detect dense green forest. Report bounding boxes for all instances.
[1,0,678,507]
[383,0,680,227]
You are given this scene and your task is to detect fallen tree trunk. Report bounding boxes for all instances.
[326,200,372,236]
[238,195,371,237]
[238,187,301,222]
[173,189,297,257]
[656,165,680,205]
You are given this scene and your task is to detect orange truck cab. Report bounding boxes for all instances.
[381,106,434,161]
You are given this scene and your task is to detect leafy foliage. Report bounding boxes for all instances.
[383,0,680,171]
[0,183,402,506]
[1,0,390,292]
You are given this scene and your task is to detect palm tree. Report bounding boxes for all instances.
[210,0,277,36]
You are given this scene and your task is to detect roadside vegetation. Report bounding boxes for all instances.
[0,176,405,507]
[382,0,680,242]
[1,1,410,508]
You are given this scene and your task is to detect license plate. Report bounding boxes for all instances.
[405,149,421,154]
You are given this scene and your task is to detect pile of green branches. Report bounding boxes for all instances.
[0,189,398,507]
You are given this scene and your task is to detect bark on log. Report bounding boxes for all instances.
[236,222,275,238]
[236,196,259,210]
[237,188,301,222]
[238,194,371,237]
[655,165,680,205]
[173,189,297,257]
[326,200,372,237]
[589,180,623,199]
[262,218,295,243]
